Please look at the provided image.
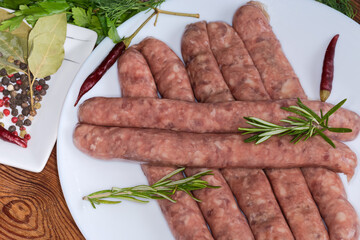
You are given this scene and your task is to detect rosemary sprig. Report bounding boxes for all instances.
[238,98,352,148]
[83,168,219,209]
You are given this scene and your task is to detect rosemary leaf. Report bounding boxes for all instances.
[327,127,352,133]
[322,99,347,124]
[296,98,322,122]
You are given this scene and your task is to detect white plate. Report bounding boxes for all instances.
[0,24,97,172]
[57,0,360,239]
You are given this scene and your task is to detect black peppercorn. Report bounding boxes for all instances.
[22,107,30,116]
[16,120,23,127]
[0,68,6,76]
[8,125,16,132]
[20,62,27,70]
[11,109,18,116]
[39,79,45,85]
[2,89,9,96]
[1,77,9,85]
[24,119,32,126]
[10,75,16,83]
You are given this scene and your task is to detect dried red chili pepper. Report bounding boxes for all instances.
[73,9,199,106]
[0,125,27,148]
[320,34,339,102]
[74,11,157,107]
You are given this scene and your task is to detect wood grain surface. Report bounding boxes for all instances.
[0,2,359,239]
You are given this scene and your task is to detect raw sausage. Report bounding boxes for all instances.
[302,168,360,240]
[232,1,307,99]
[135,38,194,101]
[181,21,234,103]
[73,124,357,178]
[207,21,270,101]
[78,97,360,141]
[221,168,294,240]
[117,47,158,98]
[266,168,329,239]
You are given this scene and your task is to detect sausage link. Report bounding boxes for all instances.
[302,168,360,240]
[185,168,254,240]
[117,47,158,98]
[78,97,360,141]
[118,45,213,240]
[181,21,234,103]
[232,1,306,100]
[267,169,328,239]
[221,169,293,240]
[207,21,270,101]
[73,124,356,177]
[135,38,194,102]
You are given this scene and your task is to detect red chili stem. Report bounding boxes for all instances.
[74,11,157,107]
[320,34,339,102]
[0,125,27,148]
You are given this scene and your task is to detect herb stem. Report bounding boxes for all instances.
[123,11,157,47]
[155,9,200,18]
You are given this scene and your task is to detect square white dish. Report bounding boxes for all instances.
[0,24,97,172]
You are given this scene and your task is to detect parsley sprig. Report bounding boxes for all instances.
[238,98,352,148]
[83,168,219,208]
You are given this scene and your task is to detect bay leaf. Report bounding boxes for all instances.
[0,8,31,58]
[0,56,22,74]
[28,13,67,78]
[0,31,24,62]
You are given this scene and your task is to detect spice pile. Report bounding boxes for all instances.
[0,66,50,140]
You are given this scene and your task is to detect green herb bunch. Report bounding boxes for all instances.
[0,0,165,44]
[83,167,219,208]
[238,98,352,148]
[316,0,356,18]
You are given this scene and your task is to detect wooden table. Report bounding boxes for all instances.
[1,2,360,239]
